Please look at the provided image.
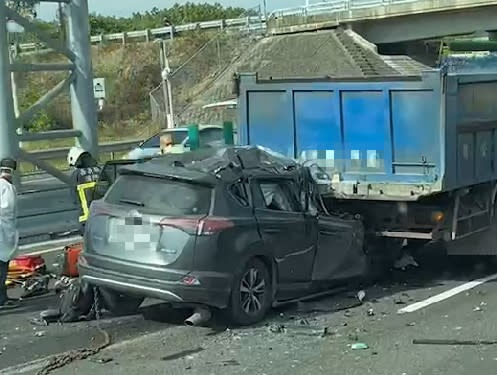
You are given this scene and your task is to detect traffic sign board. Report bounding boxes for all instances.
[93,78,106,99]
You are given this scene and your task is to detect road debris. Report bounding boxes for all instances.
[367,308,375,316]
[473,306,483,312]
[393,253,419,270]
[406,322,416,327]
[268,324,286,334]
[161,347,205,361]
[90,357,113,364]
[350,343,369,350]
[34,331,46,337]
[413,339,497,346]
[30,317,49,326]
[357,290,366,303]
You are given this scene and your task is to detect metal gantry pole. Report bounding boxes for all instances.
[0,0,19,161]
[66,0,98,158]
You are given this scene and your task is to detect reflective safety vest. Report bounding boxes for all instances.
[73,166,101,223]
[77,181,97,223]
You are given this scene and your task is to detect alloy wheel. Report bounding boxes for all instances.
[240,267,266,314]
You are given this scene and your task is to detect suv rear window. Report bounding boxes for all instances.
[105,175,211,215]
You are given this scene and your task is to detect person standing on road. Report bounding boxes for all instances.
[0,158,19,308]
[67,147,101,233]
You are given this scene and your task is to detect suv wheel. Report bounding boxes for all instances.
[99,288,144,316]
[229,258,272,326]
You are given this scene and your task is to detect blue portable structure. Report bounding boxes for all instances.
[235,55,497,255]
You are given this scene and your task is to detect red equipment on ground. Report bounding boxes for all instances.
[61,243,83,278]
[6,255,46,286]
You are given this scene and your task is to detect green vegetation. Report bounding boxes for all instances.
[90,2,256,34]
[12,2,256,44]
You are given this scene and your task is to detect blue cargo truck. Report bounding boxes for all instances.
[234,62,497,256]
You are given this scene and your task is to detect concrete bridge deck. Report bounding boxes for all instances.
[269,0,497,43]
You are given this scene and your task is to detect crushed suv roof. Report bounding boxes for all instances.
[119,146,300,183]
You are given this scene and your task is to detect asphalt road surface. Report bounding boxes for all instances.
[18,175,79,244]
[3,254,497,375]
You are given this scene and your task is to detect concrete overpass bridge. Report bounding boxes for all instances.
[268,0,497,44]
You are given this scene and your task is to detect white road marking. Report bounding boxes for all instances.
[398,272,497,314]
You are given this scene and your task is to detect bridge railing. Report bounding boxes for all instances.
[30,139,143,162]
[269,0,421,18]
[19,16,266,51]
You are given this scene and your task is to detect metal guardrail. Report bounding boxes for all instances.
[18,16,266,51]
[269,0,422,18]
[30,139,142,160]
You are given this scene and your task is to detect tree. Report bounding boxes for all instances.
[6,0,38,17]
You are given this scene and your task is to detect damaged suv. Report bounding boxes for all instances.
[79,147,367,325]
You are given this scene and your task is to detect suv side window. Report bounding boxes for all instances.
[229,182,249,207]
[256,181,301,212]
[141,135,160,149]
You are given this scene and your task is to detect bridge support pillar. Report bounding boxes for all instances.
[66,0,98,159]
[0,0,19,162]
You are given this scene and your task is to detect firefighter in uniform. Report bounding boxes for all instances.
[67,147,101,233]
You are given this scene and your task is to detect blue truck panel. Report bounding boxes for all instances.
[237,70,497,200]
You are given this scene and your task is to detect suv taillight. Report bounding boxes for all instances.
[198,217,234,235]
[160,217,233,236]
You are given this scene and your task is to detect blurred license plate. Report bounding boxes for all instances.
[108,217,160,250]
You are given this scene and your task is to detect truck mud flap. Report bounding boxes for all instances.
[446,221,497,256]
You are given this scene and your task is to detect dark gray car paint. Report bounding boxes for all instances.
[80,147,367,311]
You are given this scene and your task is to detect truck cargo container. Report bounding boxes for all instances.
[235,59,497,256]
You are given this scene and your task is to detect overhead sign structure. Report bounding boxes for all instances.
[93,78,106,99]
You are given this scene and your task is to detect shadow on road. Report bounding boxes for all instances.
[0,293,58,317]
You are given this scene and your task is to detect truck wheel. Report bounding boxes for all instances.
[99,288,144,316]
[229,258,272,326]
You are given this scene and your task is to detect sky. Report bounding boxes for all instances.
[37,0,307,20]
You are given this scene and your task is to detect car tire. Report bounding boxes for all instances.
[229,258,272,326]
[99,288,144,316]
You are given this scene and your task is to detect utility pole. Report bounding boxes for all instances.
[58,3,67,43]
[8,42,20,119]
[0,0,18,162]
[263,0,267,20]
[160,40,174,129]
[9,42,22,149]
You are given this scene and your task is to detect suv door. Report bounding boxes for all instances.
[311,214,366,281]
[251,178,316,285]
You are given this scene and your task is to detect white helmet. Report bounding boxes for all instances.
[67,146,87,167]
